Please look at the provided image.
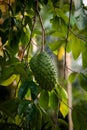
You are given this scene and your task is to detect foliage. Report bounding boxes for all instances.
[0,0,87,129]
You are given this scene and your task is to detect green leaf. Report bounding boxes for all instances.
[51,0,59,6]
[55,8,68,24]
[39,90,49,109]
[9,29,21,54]
[6,57,20,66]
[25,16,32,30]
[72,110,80,130]
[40,107,54,130]
[59,98,69,118]
[72,101,87,130]
[1,66,14,82]
[0,74,16,86]
[74,0,87,30]
[34,105,42,130]
[14,64,28,79]
[82,46,87,68]
[49,40,65,51]
[55,85,68,117]
[26,103,42,130]
[0,98,20,118]
[18,100,31,115]
[78,73,87,91]
[28,81,40,100]
[71,37,82,59]
[20,27,30,45]
[49,90,58,110]
[68,72,78,83]
[50,15,67,35]
[58,118,68,128]
[18,80,29,99]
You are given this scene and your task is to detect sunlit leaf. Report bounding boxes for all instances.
[49,40,65,51]
[55,8,68,24]
[59,98,69,118]
[1,66,14,81]
[55,85,68,117]
[50,15,67,35]
[71,37,82,59]
[58,46,65,60]
[0,74,16,86]
[68,72,78,83]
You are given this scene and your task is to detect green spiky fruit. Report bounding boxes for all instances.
[30,51,58,91]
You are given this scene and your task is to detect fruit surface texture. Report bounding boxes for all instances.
[30,51,58,91]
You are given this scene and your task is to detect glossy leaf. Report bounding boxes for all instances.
[68,72,78,83]
[18,80,30,99]
[28,81,40,100]
[18,100,31,115]
[26,103,42,130]
[49,40,65,51]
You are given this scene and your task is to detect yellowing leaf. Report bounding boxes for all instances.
[0,74,17,86]
[55,85,68,117]
[58,47,65,60]
[60,98,69,118]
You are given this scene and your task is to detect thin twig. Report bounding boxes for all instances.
[21,15,36,62]
[65,66,78,73]
[64,0,73,79]
[36,0,45,52]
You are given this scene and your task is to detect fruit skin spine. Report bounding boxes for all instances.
[30,51,58,91]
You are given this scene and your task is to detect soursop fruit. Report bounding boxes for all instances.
[30,51,58,91]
